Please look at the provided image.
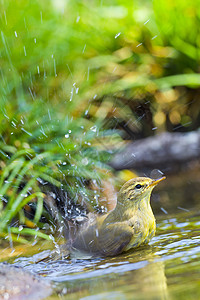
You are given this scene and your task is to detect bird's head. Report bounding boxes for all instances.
[117,176,166,207]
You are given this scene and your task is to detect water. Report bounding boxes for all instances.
[1,173,200,299]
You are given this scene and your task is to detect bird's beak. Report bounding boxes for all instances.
[148,176,166,188]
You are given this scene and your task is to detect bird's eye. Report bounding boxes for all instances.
[135,184,142,189]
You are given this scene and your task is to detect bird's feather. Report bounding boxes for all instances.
[71,220,134,257]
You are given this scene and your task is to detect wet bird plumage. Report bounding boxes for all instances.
[66,176,165,258]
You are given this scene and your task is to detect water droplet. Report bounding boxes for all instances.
[82,44,86,53]
[160,207,168,215]
[24,46,27,56]
[54,58,57,77]
[70,87,73,101]
[115,32,121,39]
[90,125,97,132]
[150,169,164,179]
[21,128,32,136]
[19,225,23,231]
[11,121,16,127]
[177,206,190,212]
[144,19,150,25]
[49,234,55,243]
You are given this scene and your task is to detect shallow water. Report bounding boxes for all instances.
[1,174,200,300]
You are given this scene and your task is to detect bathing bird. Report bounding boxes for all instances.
[58,176,166,258]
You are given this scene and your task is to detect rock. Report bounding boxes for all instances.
[0,263,52,300]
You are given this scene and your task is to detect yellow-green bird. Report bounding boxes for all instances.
[65,176,166,258]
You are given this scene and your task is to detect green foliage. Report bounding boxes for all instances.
[0,100,112,239]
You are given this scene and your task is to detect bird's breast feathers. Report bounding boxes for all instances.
[124,212,156,251]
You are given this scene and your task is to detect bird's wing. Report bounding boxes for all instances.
[71,222,134,257]
[97,223,134,256]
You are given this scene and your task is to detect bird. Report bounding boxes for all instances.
[55,176,166,259]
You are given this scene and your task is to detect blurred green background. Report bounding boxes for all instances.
[0,0,200,241]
